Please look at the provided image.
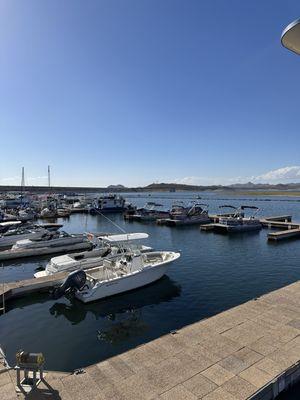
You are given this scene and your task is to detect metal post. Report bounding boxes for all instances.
[0,263,5,314]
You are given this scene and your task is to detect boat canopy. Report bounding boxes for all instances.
[99,233,149,243]
[0,221,22,227]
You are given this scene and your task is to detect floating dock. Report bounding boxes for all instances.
[3,280,300,399]
[267,228,300,241]
[0,271,68,304]
[70,208,89,214]
[201,215,300,242]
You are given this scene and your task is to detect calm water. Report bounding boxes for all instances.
[1,192,300,373]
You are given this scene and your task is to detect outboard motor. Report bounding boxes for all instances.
[52,270,87,300]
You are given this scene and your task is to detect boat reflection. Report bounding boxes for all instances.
[49,275,181,326]
[96,309,148,344]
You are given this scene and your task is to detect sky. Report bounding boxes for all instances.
[0,0,300,187]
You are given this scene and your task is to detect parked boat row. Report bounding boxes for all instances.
[126,201,211,226]
[0,193,131,222]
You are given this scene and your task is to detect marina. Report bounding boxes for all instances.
[3,278,300,399]
[1,2,300,398]
[1,192,300,400]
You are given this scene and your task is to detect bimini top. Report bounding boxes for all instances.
[281,18,300,55]
[99,233,149,243]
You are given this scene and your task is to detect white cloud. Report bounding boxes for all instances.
[176,166,300,186]
[253,166,300,183]
[0,175,48,185]
[175,175,249,186]
[175,176,217,185]
[0,176,20,182]
[27,176,48,181]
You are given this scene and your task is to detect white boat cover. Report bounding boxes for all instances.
[99,233,149,243]
[12,239,33,249]
[51,254,76,266]
[0,221,22,227]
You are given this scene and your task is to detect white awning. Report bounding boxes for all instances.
[99,233,149,243]
[0,221,22,227]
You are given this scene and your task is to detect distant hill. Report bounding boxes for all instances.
[107,184,125,189]
[230,182,300,190]
[1,182,300,194]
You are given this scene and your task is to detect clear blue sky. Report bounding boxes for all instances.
[0,0,299,187]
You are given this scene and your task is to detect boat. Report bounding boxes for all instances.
[57,208,71,217]
[0,220,22,234]
[129,202,170,221]
[0,227,51,249]
[34,233,152,278]
[158,203,211,226]
[40,207,57,219]
[18,208,37,222]
[0,195,30,209]
[214,205,262,233]
[90,194,126,214]
[35,223,63,231]
[53,250,180,303]
[0,231,93,261]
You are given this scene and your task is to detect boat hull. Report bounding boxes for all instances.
[0,241,92,261]
[214,223,262,233]
[163,217,211,226]
[90,207,125,214]
[75,263,168,303]
[0,231,47,249]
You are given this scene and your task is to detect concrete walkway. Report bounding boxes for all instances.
[2,280,300,399]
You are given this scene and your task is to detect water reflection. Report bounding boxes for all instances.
[96,309,148,344]
[49,276,181,326]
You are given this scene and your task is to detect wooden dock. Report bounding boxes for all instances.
[267,229,300,241]
[3,280,300,399]
[0,272,68,303]
[260,220,300,230]
[70,208,89,214]
[200,216,300,243]
[200,224,216,231]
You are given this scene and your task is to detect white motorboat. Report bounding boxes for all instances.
[0,220,22,234]
[215,205,262,233]
[0,227,50,249]
[18,209,37,222]
[40,207,57,218]
[54,250,180,303]
[0,232,93,261]
[34,233,151,278]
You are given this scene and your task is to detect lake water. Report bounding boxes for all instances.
[1,192,300,373]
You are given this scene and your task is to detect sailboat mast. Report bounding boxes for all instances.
[20,166,25,199]
[48,165,51,189]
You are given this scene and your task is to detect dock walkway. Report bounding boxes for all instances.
[0,272,68,303]
[2,280,300,399]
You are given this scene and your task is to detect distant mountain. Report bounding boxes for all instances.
[2,181,300,194]
[107,184,125,189]
[230,182,300,190]
[144,182,231,191]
